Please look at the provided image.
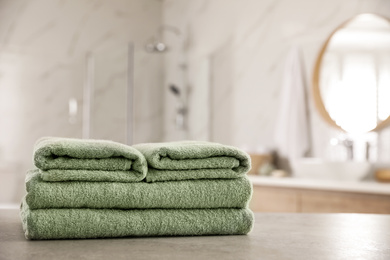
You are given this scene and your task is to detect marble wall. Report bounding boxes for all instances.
[161,0,390,160]
[1,0,390,204]
[0,0,163,204]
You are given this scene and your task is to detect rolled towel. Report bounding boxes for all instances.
[133,141,251,182]
[34,137,147,182]
[20,200,254,240]
[25,169,252,210]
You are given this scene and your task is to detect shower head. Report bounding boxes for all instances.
[145,25,181,53]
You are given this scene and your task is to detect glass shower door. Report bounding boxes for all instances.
[86,43,134,144]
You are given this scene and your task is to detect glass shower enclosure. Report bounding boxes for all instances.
[0,43,135,206]
[84,43,134,145]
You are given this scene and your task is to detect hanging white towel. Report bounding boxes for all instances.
[274,46,310,161]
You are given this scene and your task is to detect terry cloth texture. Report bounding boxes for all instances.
[25,169,252,210]
[21,137,254,240]
[34,137,147,182]
[133,141,251,182]
[20,200,254,240]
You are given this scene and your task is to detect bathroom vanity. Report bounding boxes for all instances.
[249,176,390,214]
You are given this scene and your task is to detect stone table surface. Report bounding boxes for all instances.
[1,209,390,260]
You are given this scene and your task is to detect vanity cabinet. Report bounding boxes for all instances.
[250,179,390,214]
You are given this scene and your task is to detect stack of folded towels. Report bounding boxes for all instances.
[20,137,254,240]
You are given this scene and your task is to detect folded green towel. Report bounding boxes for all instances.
[133,141,251,182]
[20,200,254,240]
[34,137,147,182]
[39,169,143,183]
[25,169,252,209]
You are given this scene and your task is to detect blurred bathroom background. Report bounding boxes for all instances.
[1,0,390,208]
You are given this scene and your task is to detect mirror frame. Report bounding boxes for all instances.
[312,13,390,132]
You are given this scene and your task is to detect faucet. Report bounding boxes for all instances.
[342,138,354,160]
[330,136,354,160]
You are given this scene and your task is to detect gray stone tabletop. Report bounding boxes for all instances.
[1,209,390,260]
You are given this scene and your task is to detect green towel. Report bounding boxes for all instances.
[39,169,143,183]
[20,200,254,240]
[25,169,252,209]
[34,137,147,182]
[133,141,251,182]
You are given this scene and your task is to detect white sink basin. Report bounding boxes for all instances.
[291,158,372,182]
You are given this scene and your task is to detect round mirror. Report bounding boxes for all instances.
[313,14,390,134]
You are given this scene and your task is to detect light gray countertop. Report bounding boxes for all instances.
[249,175,390,195]
[1,209,390,260]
